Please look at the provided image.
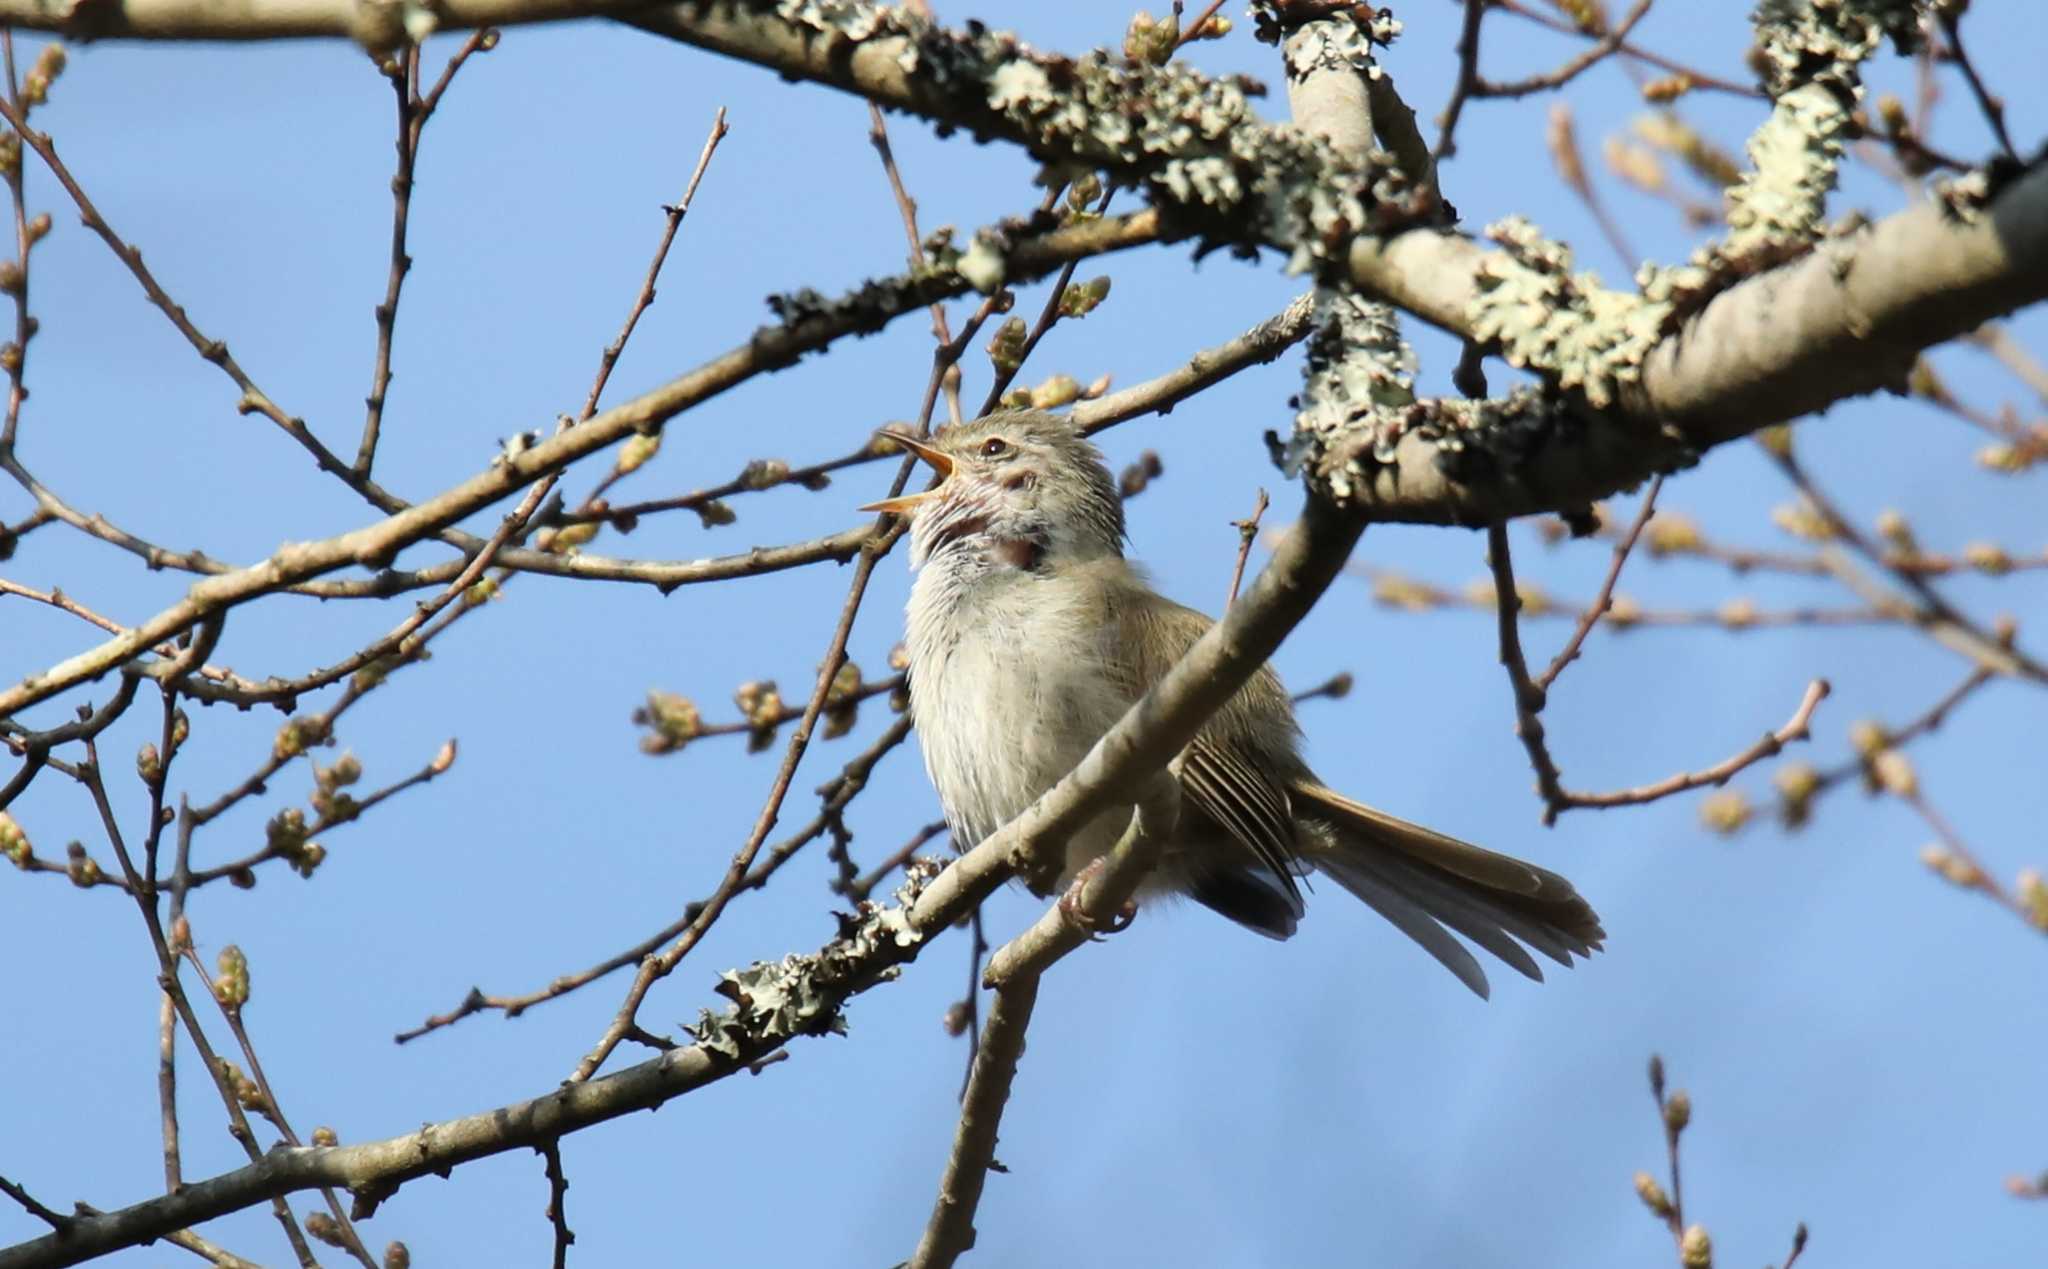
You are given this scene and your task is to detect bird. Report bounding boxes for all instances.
[861,409,1603,997]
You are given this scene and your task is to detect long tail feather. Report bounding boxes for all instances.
[1291,780,1604,997]
[1313,847,1494,998]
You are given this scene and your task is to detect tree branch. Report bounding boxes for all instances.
[1,495,1364,1269]
[911,778,1180,1269]
[0,207,1160,719]
[1330,161,2048,522]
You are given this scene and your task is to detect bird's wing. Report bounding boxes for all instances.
[1106,570,1307,916]
[1174,734,1306,912]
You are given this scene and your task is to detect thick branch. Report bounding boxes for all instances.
[16,0,2044,535]
[1330,161,2048,522]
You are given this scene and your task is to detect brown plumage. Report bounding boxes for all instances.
[865,410,1603,997]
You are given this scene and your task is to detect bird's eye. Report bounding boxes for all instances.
[980,437,1009,458]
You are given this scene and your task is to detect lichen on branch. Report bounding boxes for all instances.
[644,0,1430,277]
[684,859,940,1061]
[1287,0,1967,524]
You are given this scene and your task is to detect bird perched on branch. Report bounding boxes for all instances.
[864,410,1602,997]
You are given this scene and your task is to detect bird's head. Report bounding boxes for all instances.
[861,410,1125,570]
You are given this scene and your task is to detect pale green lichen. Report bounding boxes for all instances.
[1279,294,1607,523]
[1469,217,1671,411]
[1747,0,1920,99]
[1721,80,1855,252]
[770,0,895,43]
[1294,382,1602,524]
[1665,1,1924,275]
[954,234,1008,294]
[736,0,1425,276]
[1282,291,1416,492]
[1709,0,1920,259]
[1933,167,1996,222]
[1250,1,1401,52]
[684,860,939,1061]
[1459,1,1922,412]
[1266,3,1396,82]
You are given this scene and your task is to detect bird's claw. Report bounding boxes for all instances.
[1057,858,1138,939]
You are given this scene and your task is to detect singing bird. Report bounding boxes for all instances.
[864,410,1603,996]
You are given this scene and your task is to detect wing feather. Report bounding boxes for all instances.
[1177,739,1306,914]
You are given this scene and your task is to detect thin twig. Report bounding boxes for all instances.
[1173,0,1229,48]
[1224,488,1269,608]
[0,32,32,452]
[1433,0,1489,169]
[1486,524,1570,816]
[1808,665,1991,805]
[187,740,455,887]
[1965,323,2048,407]
[955,905,989,1100]
[1289,670,1353,705]
[1650,1058,1687,1254]
[1537,475,1662,690]
[978,184,1113,416]
[355,32,496,477]
[1495,0,1761,97]
[143,689,186,1193]
[842,819,949,903]
[1782,1223,1810,1269]
[184,946,378,1269]
[1485,525,1830,822]
[1546,100,1639,271]
[911,781,1180,1269]
[397,717,907,1043]
[1564,679,1830,813]
[76,745,323,1268]
[0,579,263,697]
[868,100,959,417]
[578,107,729,425]
[0,1174,68,1233]
[1478,0,1653,98]
[1937,7,2017,160]
[1903,785,2038,932]
[1775,449,2048,685]
[0,95,405,515]
[739,715,917,890]
[0,674,140,812]
[540,1143,574,1269]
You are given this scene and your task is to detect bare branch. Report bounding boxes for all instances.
[1333,161,2048,521]
[1938,6,2018,161]
[0,208,1162,719]
[1536,475,1662,691]
[576,105,730,426]
[355,33,498,477]
[1485,524,1830,823]
[1493,0,1762,98]
[1433,0,1488,167]
[1,499,1364,1269]
[914,779,1179,1268]
[1477,0,1654,99]
[0,1174,67,1234]
[1558,678,1830,814]
[539,1144,573,1269]
[1224,487,1269,608]
[0,93,404,513]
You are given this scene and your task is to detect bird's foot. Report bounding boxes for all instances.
[1056,857,1138,940]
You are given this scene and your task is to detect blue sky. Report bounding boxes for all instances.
[3,4,2044,1266]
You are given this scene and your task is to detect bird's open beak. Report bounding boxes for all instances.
[859,430,953,515]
